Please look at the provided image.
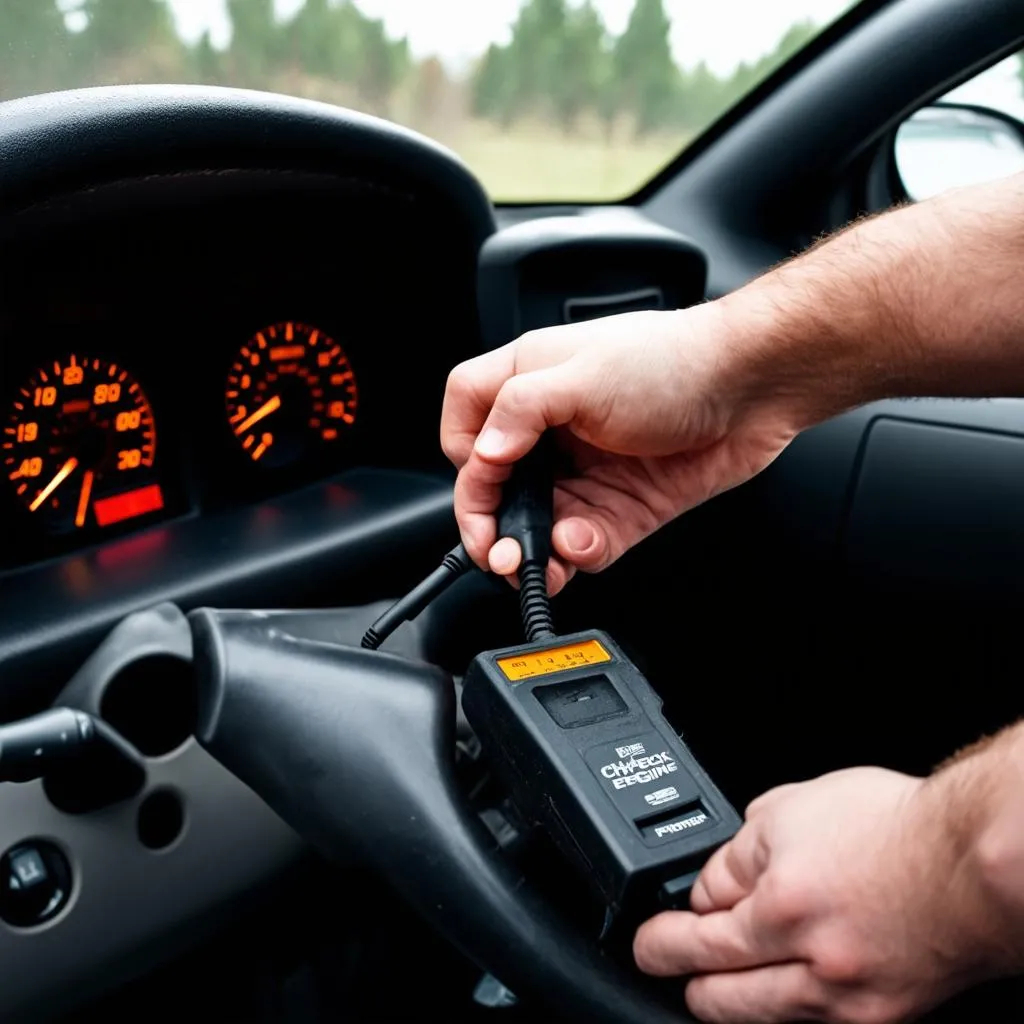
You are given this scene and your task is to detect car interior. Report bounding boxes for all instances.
[2,0,1024,1020]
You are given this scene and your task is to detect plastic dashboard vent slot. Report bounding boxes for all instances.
[563,287,664,324]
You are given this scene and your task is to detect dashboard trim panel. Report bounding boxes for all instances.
[0,469,456,716]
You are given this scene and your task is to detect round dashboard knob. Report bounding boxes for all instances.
[0,839,73,929]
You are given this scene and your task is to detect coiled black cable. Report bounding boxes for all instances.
[518,560,555,643]
[498,436,556,643]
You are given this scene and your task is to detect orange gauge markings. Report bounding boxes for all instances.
[225,321,358,469]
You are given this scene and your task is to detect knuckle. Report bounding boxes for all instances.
[445,361,474,394]
[632,940,656,974]
[812,936,869,986]
[516,328,547,357]
[496,375,531,413]
[439,430,462,463]
[632,931,666,976]
[759,871,813,929]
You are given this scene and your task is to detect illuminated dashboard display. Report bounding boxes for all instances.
[4,355,163,536]
[225,321,359,470]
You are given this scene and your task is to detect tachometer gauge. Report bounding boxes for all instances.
[225,321,358,469]
[4,356,163,535]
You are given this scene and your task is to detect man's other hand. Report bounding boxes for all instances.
[634,766,1022,1024]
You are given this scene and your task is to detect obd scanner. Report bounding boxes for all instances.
[363,435,740,929]
[462,630,740,925]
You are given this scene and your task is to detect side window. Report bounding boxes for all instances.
[895,51,1024,201]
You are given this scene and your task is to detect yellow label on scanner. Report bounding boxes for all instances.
[497,638,611,681]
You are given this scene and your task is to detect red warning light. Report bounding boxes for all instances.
[93,484,165,527]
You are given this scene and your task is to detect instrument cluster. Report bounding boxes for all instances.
[0,319,364,564]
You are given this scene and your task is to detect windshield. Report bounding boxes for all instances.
[4,0,858,202]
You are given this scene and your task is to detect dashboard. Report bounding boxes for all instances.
[0,166,480,569]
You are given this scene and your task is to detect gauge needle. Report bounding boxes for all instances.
[29,457,79,512]
[74,469,95,528]
[235,395,281,436]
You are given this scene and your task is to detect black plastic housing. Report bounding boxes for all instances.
[462,629,740,923]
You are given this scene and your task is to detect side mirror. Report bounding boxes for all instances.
[894,102,1024,202]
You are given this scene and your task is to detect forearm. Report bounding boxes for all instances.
[925,721,1024,976]
[717,172,1024,428]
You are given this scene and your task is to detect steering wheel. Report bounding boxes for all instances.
[191,605,696,1024]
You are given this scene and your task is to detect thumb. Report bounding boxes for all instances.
[473,364,581,464]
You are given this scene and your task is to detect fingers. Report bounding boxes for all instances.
[488,538,576,596]
[685,963,827,1024]
[454,454,512,568]
[551,516,610,572]
[472,365,581,467]
[488,537,521,575]
[633,898,785,978]
[441,345,516,468]
[453,364,580,565]
[690,824,769,914]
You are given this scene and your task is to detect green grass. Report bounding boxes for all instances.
[448,121,690,202]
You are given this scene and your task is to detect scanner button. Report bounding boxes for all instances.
[640,804,714,844]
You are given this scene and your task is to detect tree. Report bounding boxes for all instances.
[551,1,609,133]
[289,0,337,77]
[0,0,69,99]
[472,0,571,125]
[226,0,281,85]
[268,0,407,114]
[1019,52,1024,98]
[473,43,518,127]
[72,0,187,84]
[508,0,569,117]
[78,0,178,59]
[613,0,677,136]
[352,13,408,114]
[287,0,362,81]
[753,19,818,80]
[677,61,725,133]
[472,0,613,132]
[189,30,221,84]
[718,19,819,114]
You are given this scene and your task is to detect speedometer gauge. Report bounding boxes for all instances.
[225,321,359,469]
[4,355,163,535]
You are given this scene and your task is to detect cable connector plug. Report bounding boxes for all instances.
[361,544,474,650]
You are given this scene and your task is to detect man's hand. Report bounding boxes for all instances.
[440,303,801,591]
[442,174,1024,592]
[634,764,1024,1024]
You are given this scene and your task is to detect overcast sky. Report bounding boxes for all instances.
[165,0,1023,114]
[168,0,856,76]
